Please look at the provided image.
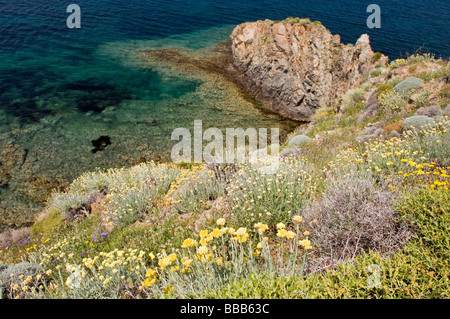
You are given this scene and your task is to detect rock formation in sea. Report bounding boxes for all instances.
[230,18,388,121]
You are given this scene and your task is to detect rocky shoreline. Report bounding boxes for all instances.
[139,18,386,123]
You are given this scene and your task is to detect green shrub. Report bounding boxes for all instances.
[31,208,66,237]
[403,115,434,132]
[343,88,365,107]
[394,77,424,94]
[378,91,407,113]
[370,69,382,78]
[287,134,312,147]
[227,158,316,229]
[414,92,431,108]
[203,272,302,299]
[403,116,450,165]
[389,59,408,70]
[376,83,393,99]
[406,53,436,64]
[204,188,450,299]
[372,52,382,63]
[416,69,447,83]
[168,166,228,215]
[408,64,418,73]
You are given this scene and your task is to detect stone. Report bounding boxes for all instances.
[358,89,380,122]
[415,105,444,118]
[444,104,450,116]
[230,19,383,121]
[388,130,401,139]
[373,128,386,137]
[0,142,27,188]
[139,118,157,125]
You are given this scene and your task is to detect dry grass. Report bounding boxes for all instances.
[301,170,411,272]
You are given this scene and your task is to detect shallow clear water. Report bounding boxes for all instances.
[0,0,449,228]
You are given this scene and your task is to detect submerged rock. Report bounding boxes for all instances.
[91,136,112,153]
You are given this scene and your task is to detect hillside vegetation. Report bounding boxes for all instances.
[0,53,449,299]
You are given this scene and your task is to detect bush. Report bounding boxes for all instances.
[389,59,407,70]
[58,163,180,228]
[376,83,393,99]
[414,92,431,108]
[403,115,434,132]
[406,53,436,63]
[206,185,450,300]
[227,158,316,229]
[301,170,411,269]
[372,52,383,63]
[287,134,312,147]
[370,69,382,78]
[343,88,365,108]
[394,77,424,94]
[203,272,302,299]
[167,166,228,215]
[403,116,450,165]
[378,90,407,113]
[416,68,448,83]
[0,262,44,299]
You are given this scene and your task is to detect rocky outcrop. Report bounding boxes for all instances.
[230,19,386,121]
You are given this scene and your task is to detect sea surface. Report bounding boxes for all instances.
[0,0,449,229]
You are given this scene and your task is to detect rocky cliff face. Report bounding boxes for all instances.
[230,19,386,121]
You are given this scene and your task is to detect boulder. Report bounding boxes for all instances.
[357,89,379,122]
[444,104,450,116]
[415,105,443,118]
[388,130,401,139]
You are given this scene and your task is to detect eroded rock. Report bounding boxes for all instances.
[230,19,385,121]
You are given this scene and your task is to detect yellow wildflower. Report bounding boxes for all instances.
[292,216,303,223]
[216,218,226,226]
[285,231,296,239]
[277,229,288,238]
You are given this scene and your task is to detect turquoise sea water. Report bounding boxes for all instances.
[0,0,449,228]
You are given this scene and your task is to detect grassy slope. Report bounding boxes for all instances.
[0,53,449,299]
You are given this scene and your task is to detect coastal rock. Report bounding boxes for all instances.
[230,19,384,121]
